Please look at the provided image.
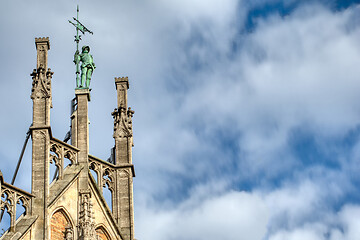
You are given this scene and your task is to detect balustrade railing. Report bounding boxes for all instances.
[88,155,115,195]
[49,138,79,180]
[0,173,34,233]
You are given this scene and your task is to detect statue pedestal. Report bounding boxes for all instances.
[75,88,91,101]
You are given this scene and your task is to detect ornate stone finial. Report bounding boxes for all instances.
[30,67,53,101]
[32,37,53,103]
[112,106,134,139]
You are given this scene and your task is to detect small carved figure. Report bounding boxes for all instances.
[74,45,95,88]
[65,226,73,240]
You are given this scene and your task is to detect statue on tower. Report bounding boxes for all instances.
[74,46,95,88]
[69,5,94,89]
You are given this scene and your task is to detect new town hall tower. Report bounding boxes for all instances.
[0,37,136,240]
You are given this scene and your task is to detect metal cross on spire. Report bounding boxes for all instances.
[69,5,95,89]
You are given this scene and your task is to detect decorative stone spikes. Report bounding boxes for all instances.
[112,106,134,139]
[32,37,52,101]
[78,191,98,240]
[30,67,54,100]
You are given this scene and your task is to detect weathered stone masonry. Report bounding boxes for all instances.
[0,37,136,240]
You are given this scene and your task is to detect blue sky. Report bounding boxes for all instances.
[2,0,360,239]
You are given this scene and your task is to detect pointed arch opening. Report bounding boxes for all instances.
[89,162,99,184]
[50,208,73,240]
[0,206,10,236]
[102,168,114,211]
[15,198,26,219]
[96,225,111,240]
[49,143,60,183]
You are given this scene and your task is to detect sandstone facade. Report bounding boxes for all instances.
[0,38,135,240]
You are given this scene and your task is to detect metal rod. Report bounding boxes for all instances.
[77,5,79,52]
[0,126,31,222]
[11,129,31,185]
[75,5,80,86]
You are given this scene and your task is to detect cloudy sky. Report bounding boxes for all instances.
[2,0,360,239]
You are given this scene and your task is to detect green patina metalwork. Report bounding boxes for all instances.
[74,46,96,88]
[69,5,94,89]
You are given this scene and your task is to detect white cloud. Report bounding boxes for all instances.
[136,190,268,240]
[2,1,360,240]
[264,180,322,229]
[335,204,360,239]
[267,204,360,240]
[269,223,328,240]
[171,3,360,180]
